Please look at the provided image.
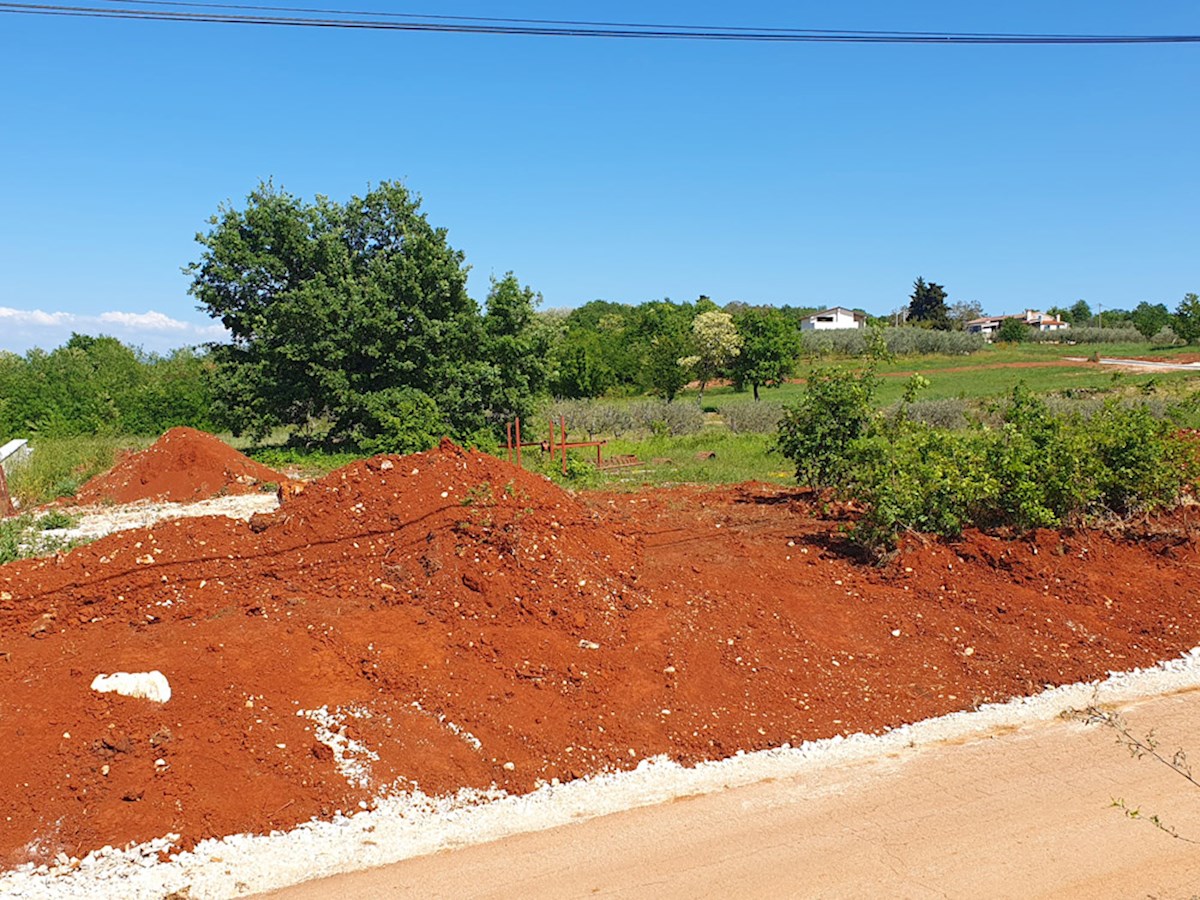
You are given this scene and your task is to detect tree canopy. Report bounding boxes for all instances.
[680,310,741,404]
[731,308,799,400]
[189,180,543,448]
[1174,293,1200,344]
[907,277,950,330]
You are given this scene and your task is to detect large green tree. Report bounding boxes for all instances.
[188,180,498,445]
[483,272,551,423]
[731,308,799,400]
[1174,293,1200,344]
[907,277,950,330]
[1130,301,1172,340]
[632,300,695,402]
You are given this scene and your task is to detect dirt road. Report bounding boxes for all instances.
[267,688,1200,899]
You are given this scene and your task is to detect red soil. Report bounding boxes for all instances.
[72,427,284,505]
[3,437,1200,867]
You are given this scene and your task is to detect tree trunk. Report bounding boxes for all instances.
[753,383,760,402]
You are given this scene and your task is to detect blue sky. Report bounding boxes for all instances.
[0,1,1197,352]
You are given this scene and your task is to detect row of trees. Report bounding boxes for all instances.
[903,278,1195,340]
[0,335,216,437]
[544,300,799,403]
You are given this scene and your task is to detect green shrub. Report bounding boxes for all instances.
[996,318,1031,343]
[627,399,704,436]
[344,387,446,456]
[720,401,786,434]
[893,397,971,430]
[37,509,77,530]
[798,327,984,358]
[776,366,878,487]
[1029,326,1142,344]
[777,376,1199,554]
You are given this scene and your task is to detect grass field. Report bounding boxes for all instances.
[692,340,1200,410]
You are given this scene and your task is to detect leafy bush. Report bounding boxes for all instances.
[37,509,77,530]
[776,366,878,487]
[1151,326,1181,347]
[995,318,1031,343]
[627,399,704,436]
[776,373,1199,554]
[344,387,446,456]
[544,399,635,439]
[0,338,217,439]
[891,397,971,430]
[720,401,785,434]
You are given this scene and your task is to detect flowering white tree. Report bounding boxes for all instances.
[679,310,742,405]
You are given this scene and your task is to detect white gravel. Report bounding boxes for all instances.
[7,646,1200,899]
[41,495,279,544]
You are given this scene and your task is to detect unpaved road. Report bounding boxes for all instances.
[267,688,1200,899]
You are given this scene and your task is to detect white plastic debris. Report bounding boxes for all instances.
[90,670,172,703]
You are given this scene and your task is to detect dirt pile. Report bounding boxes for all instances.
[72,427,283,505]
[4,442,1200,872]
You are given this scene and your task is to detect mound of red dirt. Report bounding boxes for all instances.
[4,441,1200,869]
[73,427,284,505]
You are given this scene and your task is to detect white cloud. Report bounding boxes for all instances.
[98,309,192,331]
[0,306,229,353]
[0,306,75,327]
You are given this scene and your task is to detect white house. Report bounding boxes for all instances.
[967,310,1069,339]
[800,307,867,331]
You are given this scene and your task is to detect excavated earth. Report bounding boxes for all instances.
[3,434,1200,870]
[72,427,284,506]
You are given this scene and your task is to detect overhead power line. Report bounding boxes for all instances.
[1,1,1198,44]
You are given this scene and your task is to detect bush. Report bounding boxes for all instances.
[776,376,1199,554]
[776,366,878,487]
[1028,326,1143,344]
[345,387,446,456]
[798,327,983,358]
[891,397,971,430]
[627,399,704,437]
[544,399,635,439]
[996,318,1031,343]
[720,401,785,434]
[1151,326,1181,347]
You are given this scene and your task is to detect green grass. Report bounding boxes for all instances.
[520,430,788,490]
[690,342,1200,411]
[0,514,81,565]
[246,445,364,479]
[7,435,147,507]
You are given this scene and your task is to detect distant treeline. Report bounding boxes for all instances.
[0,334,216,437]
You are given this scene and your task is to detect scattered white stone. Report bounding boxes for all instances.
[90,671,171,704]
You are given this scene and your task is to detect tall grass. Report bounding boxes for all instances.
[6,435,144,507]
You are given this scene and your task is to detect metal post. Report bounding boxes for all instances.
[561,416,567,475]
[516,418,522,468]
